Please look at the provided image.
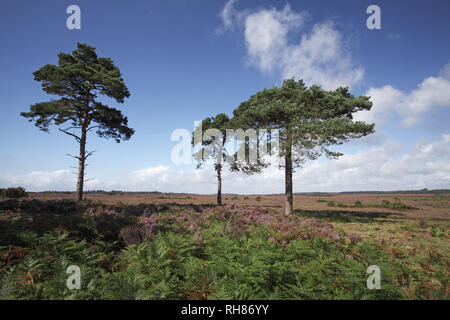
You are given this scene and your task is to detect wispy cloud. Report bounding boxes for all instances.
[218,0,364,89]
[388,33,402,40]
[216,0,241,33]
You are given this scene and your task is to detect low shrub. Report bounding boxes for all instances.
[337,202,348,208]
[119,224,158,245]
[1,187,28,199]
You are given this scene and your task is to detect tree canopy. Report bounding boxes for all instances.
[21,43,134,142]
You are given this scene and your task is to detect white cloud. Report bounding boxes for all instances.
[279,21,364,90]
[355,85,404,125]
[243,4,306,73]
[128,165,216,193]
[0,170,75,191]
[219,1,364,89]
[3,134,449,193]
[217,0,239,32]
[355,63,450,127]
[288,135,450,191]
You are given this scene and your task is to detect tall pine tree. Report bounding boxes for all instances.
[21,43,134,200]
[233,79,375,214]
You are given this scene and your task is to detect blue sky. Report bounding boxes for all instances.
[1,0,449,193]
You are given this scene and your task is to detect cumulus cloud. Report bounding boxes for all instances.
[355,62,450,127]
[279,21,364,90]
[218,1,364,89]
[128,165,216,193]
[3,134,449,193]
[286,135,450,192]
[243,4,306,73]
[0,170,75,191]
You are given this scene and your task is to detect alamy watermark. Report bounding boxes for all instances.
[64,5,379,31]
[366,265,381,289]
[171,121,281,167]
[65,264,381,290]
[66,265,81,290]
[66,5,81,30]
[366,5,381,30]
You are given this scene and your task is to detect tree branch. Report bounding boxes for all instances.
[85,150,96,159]
[66,153,81,160]
[59,128,81,142]
[86,125,101,132]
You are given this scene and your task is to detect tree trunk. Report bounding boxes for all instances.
[216,164,222,206]
[284,135,293,215]
[76,127,87,201]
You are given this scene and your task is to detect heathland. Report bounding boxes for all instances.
[0,192,448,299]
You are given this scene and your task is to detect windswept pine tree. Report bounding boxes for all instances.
[233,79,375,214]
[193,113,231,206]
[21,43,134,201]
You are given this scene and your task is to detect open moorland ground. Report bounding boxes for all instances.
[0,192,448,299]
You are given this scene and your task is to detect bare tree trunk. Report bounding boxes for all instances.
[284,134,293,215]
[217,164,222,206]
[76,127,87,201]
